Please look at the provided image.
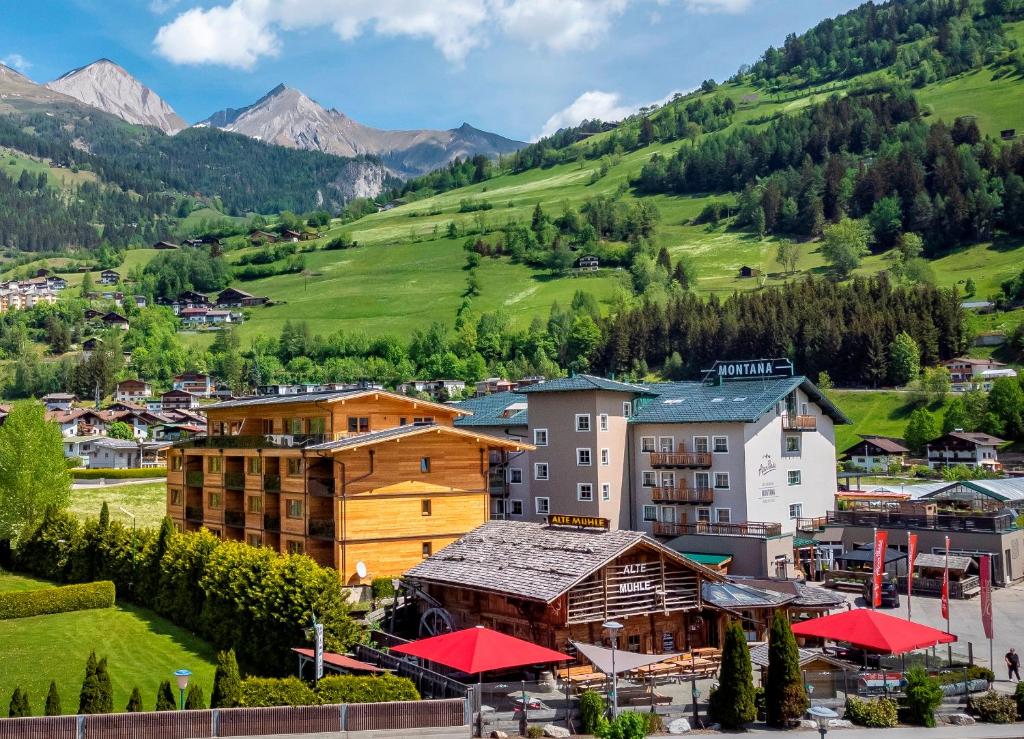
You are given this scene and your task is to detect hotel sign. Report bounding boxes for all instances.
[704,358,794,384]
[547,514,610,530]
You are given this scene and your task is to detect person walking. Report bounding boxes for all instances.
[1005,648,1021,682]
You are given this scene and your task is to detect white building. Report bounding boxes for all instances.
[926,430,1004,471]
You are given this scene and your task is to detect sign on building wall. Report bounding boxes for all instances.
[566,556,700,624]
[757,453,777,501]
[547,514,610,530]
[703,358,795,384]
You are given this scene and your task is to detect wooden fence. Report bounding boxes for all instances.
[0,699,468,739]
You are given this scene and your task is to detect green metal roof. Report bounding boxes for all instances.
[793,537,818,548]
[451,391,528,427]
[517,374,654,395]
[680,552,733,566]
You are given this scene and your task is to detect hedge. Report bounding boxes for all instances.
[237,675,419,708]
[973,691,1018,723]
[845,697,898,728]
[0,581,115,620]
[72,468,167,480]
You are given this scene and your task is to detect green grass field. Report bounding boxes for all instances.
[0,570,55,593]
[0,587,216,715]
[830,389,956,452]
[68,482,168,530]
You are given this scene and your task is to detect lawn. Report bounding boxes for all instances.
[68,482,169,530]
[829,389,956,452]
[0,570,55,593]
[0,578,216,715]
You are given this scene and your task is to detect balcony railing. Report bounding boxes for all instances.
[651,485,714,504]
[824,509,1015,533]
[795,516,829,532]
[783,414,817,431]
[185,470,204,487]
[309,518,336,540]
[224,510,245,528]
[263,514,281,532]
[308,478,335,497]
[185,506,203,522]
[224,471,245,490]
[653,521,783,538]
[263,475,281,492]
[649,451,712,468]
[176,434,331,450]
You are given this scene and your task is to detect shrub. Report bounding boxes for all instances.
[644,711,664,734]
[184,685,205,710]
[45,681,61,716]
[155,680,176,711]
[595,711,648,739]
[845,697,899,728]
[211,649,242,709]
[125,687,143,712]
[78,652,99,715]
[526,726,544,739]
[238,678,318,707]
[370,578,395,602]
[71,468,166,480]
[1015,681,1024,718]
[94,657,114,714]
[579,690,606,734]
[0,581,115,620]
[902,665,942,727]
[8,687,29,718]
[973,691,1017,724]
[765,610,808,726]
[315,675,419,704]
[709,621,756,729]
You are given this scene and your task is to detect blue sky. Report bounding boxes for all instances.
[3,0,864,141]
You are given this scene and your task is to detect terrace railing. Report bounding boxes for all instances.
[263,514,281,532]
[224,471,245,490]
[308,478,335,497]
[653,521,782,538]
[263,474,281,492]
[825,509,1015,532]
[650,451,712,468]
[224,510,245,528]
[185,506,203,522]
[177,434,332,450]
[651,485,714,504]
[782,414,817,431]
[308,517,336,540]
[185,470,204,487]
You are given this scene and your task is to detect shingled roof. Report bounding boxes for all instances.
[452,391,528,427]
[404,520,720,604]
[304,423,530,452]
[518,374,653,395]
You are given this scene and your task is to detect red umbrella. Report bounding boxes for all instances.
[391,626,569,673]
[791,608,956,654]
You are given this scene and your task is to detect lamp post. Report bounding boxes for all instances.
[603,619,623,719]
[119,507,136,595]
[807,706,837,739]
[174,669,191,710]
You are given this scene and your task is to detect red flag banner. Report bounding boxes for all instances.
[980,553,993,640]
[907,533,918,599]
[873,530,889,608]
[941,536,950,620]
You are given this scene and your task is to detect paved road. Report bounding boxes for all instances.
[752,726,1024,738]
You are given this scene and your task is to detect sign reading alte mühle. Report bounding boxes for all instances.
[547,514,610,530]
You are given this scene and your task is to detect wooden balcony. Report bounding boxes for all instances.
[185,505,203,522]
[308,478,335,497]
[653,521,783,538]
[185,470,204,487]
[651,485,714,504]
[224,510,245,528]
[309,517,336,540]
[224,471,245,491]
[782,414,817,431]
[650,450,712,468]
[263,474,281,492]
[263,514,281,532]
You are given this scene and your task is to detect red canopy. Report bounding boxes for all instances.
[791,608,956,654]
[390,626,569,674]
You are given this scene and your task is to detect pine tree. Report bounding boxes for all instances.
[210,649,242,709]
[126,687,143,712]
[98,501,110,528]
[184,685,205,710]
[95,657,114,714]
[709,621,756,730]
[8,687,29,718]
[155,681,176,711]
[78,651,99,714]
[765,610,808,727]
[45,681,61,716]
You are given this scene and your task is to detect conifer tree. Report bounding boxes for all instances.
[9,687,29,718]
[95,657,114,714]
[45,681,61,716]
[210,649,242,708]
[126,688,143,712]
[184,685,205,710]
[78,651,99,714]
[155,681,176,711]
[98,501,110,528]
[765,610,808,727]
[709,621,756,730]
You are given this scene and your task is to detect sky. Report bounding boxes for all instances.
[2,0,864,141]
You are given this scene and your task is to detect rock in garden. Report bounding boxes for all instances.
[947,713,976,726]
[828,719,854,728]
[542,725,570,738]
[490,731,508,738]
[667,717,691,734]
[798,719,819,729]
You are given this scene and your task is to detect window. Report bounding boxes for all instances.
[171,455,182,471]
[510,500,524,516]
[599,414,609,431]
[535,497,550,515]
[348,416,369,433]
[575,414,591,432]
[712,436,729,453]
[208,492,221,508]
[660,472,676,487]
[247,496,262,513]
[601,483,611,501]
[640,436,656,453]
[287,458,302,477]
[247,533,262,548]
[601,449,610,466]
[642,471,656,487]
[716,508,731,524]
[207,456,221,473]
[658,437,675,452]
[788,470,802,486]
[627,634,641,652]
[576,448,592,466]
[421,542,432,558]
[534,463,549,481]
[695,472,710,490]
[208,527,222,539]
[786,436,801,453]
[661,507,676,523]
[533,428,548,446]
[642,505,658,521]
[261,419,274,434]
[421,499,432,516]
[420,457,431,473]
[693,436,709,454]
[287,417,303,435]
[399,417,408,426]
[286,499,303,518]
[622,401,632,416]
[170,488,182,506]
[413,416,434,425]
[789,503,803,519]
[509,468,523,484]
[714,472,730,489]
[577,483,594,501]
[247,457,262,474]
[307,417,326,434]
[697,507,711,523]
[287,540,304,555]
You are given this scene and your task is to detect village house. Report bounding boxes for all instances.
[215,287,269,308]
[173,372,215,398]
[474,377,517,396]
[41,393,77,412]
[574,255,599,273]
[842,435,909,471]
[739,266,762,278]
[941,357,1008,385]
[249,230,279,244]
[86,438,167,469]
[162,389,200,411]
[926,430,1004,471]
[101,311,130,330]
[152,240,180,250]
[99,269,120,285]
[398,379,467,401]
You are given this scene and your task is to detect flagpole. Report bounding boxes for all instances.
[906,531,913,622]
[871,527,877,610]
[944,536,952,667]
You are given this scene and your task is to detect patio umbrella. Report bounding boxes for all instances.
[790,608,956,655]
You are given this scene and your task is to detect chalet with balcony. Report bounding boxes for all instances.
[173,372,215,398]
[166,389,530,585]
[926,430,1004,471]
[842,435,909,471]
[99,269,120,285]
[116,379,153,403]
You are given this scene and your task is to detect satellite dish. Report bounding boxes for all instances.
[355,561,367,578]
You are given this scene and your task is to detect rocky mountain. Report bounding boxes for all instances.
[198,84,525,178]
[46,59,187,134]
[0,62,81,112]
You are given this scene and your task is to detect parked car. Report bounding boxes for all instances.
[863,579,900,608]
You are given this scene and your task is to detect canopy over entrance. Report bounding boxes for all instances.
[790,609,956,654]
[570,641,681,675]
[390,626,568,674]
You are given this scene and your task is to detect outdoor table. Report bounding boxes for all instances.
[566,671,607,689]
[628,661,682,680]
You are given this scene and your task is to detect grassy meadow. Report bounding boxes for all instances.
[68,482,169,530]
[830,389,956,452]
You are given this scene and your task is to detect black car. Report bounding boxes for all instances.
[863,579,900,608]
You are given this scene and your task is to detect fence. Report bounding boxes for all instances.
[0,699,468,739]
[354,643,470,699]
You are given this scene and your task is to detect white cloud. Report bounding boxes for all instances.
[537,90,635,139]
[494,0,629,53]
[154,1,279,69]
[1,53,32,72]
[683,0,752,13]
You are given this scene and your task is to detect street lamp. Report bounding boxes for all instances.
[603,620,623,718]
[174,669,192,710]
[807,705,837,739]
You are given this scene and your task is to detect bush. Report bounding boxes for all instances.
[709,621,756,729]
[526,726,544,739]
[370,578,395,602]
[155,680,176,711]
[845,697,899,728]
[238,677,318,707]
[973,691,1017,723]
[643,711,663,734]
[315,675,419,704]
[8,687,30,718]
[579,690,606,734]
[902,665,942,727]
[211,649,242,709]
[184,685,205,710]
[595,711,648,739]
[765,610,808,726]
[71,468,166,480]
[45,681,61,716]
[0,580,115,620]
[125,687,143,712]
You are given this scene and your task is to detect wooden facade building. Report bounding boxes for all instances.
[166,389,530,585]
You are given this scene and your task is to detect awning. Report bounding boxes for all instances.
[390,626,568,675]
[680,552,732,566]
[571,641,680,675]
[793,538,818,548]
[291,648,383,673]
[790,609,956,655]
[913,553,974,573]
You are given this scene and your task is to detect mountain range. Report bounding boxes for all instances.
[1,59,523,179]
